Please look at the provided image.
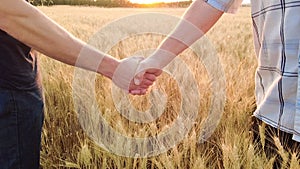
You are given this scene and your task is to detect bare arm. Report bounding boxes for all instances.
[132,0,224,89]
[137,0,224,71]
[0,0,117,78]
[0,0,159,94]
[158,0,223,59]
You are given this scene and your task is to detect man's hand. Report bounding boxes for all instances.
[128,49,174,95]
[112,56,158,95]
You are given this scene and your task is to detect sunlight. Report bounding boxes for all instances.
[130,0,250,5]
[130,0,187,4]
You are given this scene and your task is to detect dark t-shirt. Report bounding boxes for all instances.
[0,30,38,90]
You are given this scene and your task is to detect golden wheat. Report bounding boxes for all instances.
[37,6,299,169]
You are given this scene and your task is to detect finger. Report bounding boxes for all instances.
[130,90,141,95]
[132,56,145,86]
[130,89,147,95]
[129,82,148,92]
[140,79,154,86]
[130,85,148,90]
[144,73,157,82]
[146,68,163,76]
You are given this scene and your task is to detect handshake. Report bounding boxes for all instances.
[112,50,176,95]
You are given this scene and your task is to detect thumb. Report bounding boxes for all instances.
[134,70,145,85]
[134,60,147,85]
[133,57,146,85]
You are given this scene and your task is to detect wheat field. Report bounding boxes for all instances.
[37,6,299,169]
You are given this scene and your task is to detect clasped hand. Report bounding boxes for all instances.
[112,55,163,95]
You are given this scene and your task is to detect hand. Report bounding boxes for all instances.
[133,57,163,86]
[112,56,157,95]
[129,49,176,95]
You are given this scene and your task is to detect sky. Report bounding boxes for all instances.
[243,0,250,4]
[130,0,251,4]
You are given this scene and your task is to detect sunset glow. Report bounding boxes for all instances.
[130,0,250,4]
[130,0,187,4]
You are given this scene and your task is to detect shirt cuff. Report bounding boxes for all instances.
[204,0,241,14]
[292,134,300,142]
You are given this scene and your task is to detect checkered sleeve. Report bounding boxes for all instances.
[203,0,243,13]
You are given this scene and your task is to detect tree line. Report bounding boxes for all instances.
[29,0,192,7]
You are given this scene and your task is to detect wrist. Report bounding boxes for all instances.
[98,56,120,80]
[149,49,176,69]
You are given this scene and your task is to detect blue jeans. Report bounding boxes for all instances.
[0,89,44,169]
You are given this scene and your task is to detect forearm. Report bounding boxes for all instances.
[154,0,223,65]
[0,0,118,79]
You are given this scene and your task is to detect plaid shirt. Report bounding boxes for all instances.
[204,0,300,142]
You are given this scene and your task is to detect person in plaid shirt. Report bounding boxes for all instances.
[0,1,159,168]
[133,0,300,167]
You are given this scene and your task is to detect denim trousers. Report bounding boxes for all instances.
[0,89,44,169]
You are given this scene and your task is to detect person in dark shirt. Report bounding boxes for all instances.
[0,1,160,168]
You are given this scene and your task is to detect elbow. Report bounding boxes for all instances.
[0,12,20,33]
[0,4,37,32]
[0,13,9,32]
[0,0,36,32]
